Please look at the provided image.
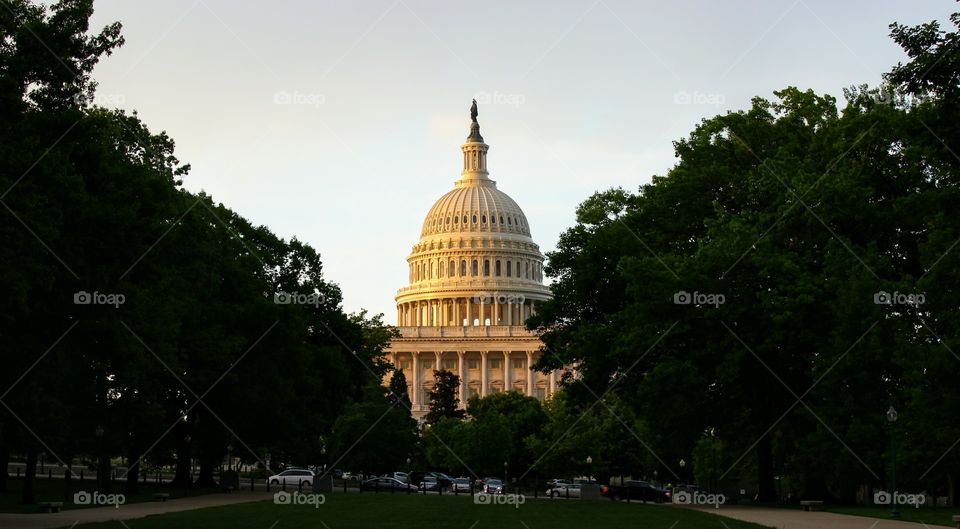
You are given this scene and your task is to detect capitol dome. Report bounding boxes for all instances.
[395,109,551,328]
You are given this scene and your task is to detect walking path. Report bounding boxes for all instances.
[0,491,272,529]
[686,505,949,529]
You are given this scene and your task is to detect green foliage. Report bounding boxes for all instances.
[528,10,960,505]
[424,369,464,425]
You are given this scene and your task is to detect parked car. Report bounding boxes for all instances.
[268,468,314,488]
[391,471,410,483]
[548,483,581,498]
[483,478,504,494]
[332,469,343,479]
[361,477,417,492]
[546,478,573,491]
[419,476,441,491]
[451,477,472,493]
[602,480,669,502]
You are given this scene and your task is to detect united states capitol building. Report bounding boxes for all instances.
[386,103,559,418]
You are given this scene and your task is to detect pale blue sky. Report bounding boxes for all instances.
[86,0,953,320]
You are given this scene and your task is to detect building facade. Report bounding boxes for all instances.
[386,106,557,419]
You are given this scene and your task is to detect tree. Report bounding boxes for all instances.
[388,369,412,410]
[424,370,464,425]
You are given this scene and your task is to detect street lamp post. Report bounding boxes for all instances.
[504,461,508,490]
[679,459,686,485]
[586,456,593,481]
[887,406,899,519]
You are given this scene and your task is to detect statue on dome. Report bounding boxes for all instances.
[470,99,478,123]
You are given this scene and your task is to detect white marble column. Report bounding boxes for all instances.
[506,300,513,326]
[457,351,466,406]
[480,351,488,397]
[480,297,486,326]
[455,299,461,326]
[493,298,499,325]
[466,297,472,326]
[412,353,420,408]
[503,351,511,392]
[526,351,534,396]
[549,369,556,396]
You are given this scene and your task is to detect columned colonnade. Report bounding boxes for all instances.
[390,349,557,412]
[397,297,537,327]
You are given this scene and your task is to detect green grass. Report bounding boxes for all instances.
[826,505,960,527]
[57,493,772,529]
[0,477,219,514]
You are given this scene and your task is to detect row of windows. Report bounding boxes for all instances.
[414,386,549,402]
[410,258,543,282]
[398,358,530,370]
[427,213,526,230]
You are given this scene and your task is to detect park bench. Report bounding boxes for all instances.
[800,500,823,511]
[37,501,63,513]
[951,514,959,528]
[152,493,170,502]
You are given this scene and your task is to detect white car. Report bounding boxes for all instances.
[549,483,581,498]
[268,468,314,488]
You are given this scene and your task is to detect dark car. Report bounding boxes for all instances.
[361,477,416,492]
[602,480,669,502]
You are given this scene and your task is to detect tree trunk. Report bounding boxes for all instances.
[755,434,778,501]
[63,460,73,502]
[171,442,192,487]
[195,448,218,488]
[0,434,9,493]
[949,473,956,507]
[97,450,111,494]
[125,440,140,495]
[20,447,37,504]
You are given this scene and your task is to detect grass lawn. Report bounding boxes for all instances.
[826,505,960,527]
[0,477,219,514]
[57,493,772,529]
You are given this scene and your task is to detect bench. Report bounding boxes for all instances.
[152,493,170,502]
[951,514,959,528]
[37,501,63,513]
[800,500,823,511]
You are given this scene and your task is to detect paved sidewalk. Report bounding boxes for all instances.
[686,505,949,529]
[0,491,273,529]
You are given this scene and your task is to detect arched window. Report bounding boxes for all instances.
[472,215,477,223]
[463,215,468,224]
[491,216,496,224]
[500,215,504,224]
[449,260,455,277]
[472,259,478,276]
[429,261,433,278]
[454,216,458,224]
[482,215,487,223]
[507,217,512,225]
[484,259,490,276]
[495,260,501,276]
[506,261,512,277]
[525,262,530,279]
[461,260,467,277]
